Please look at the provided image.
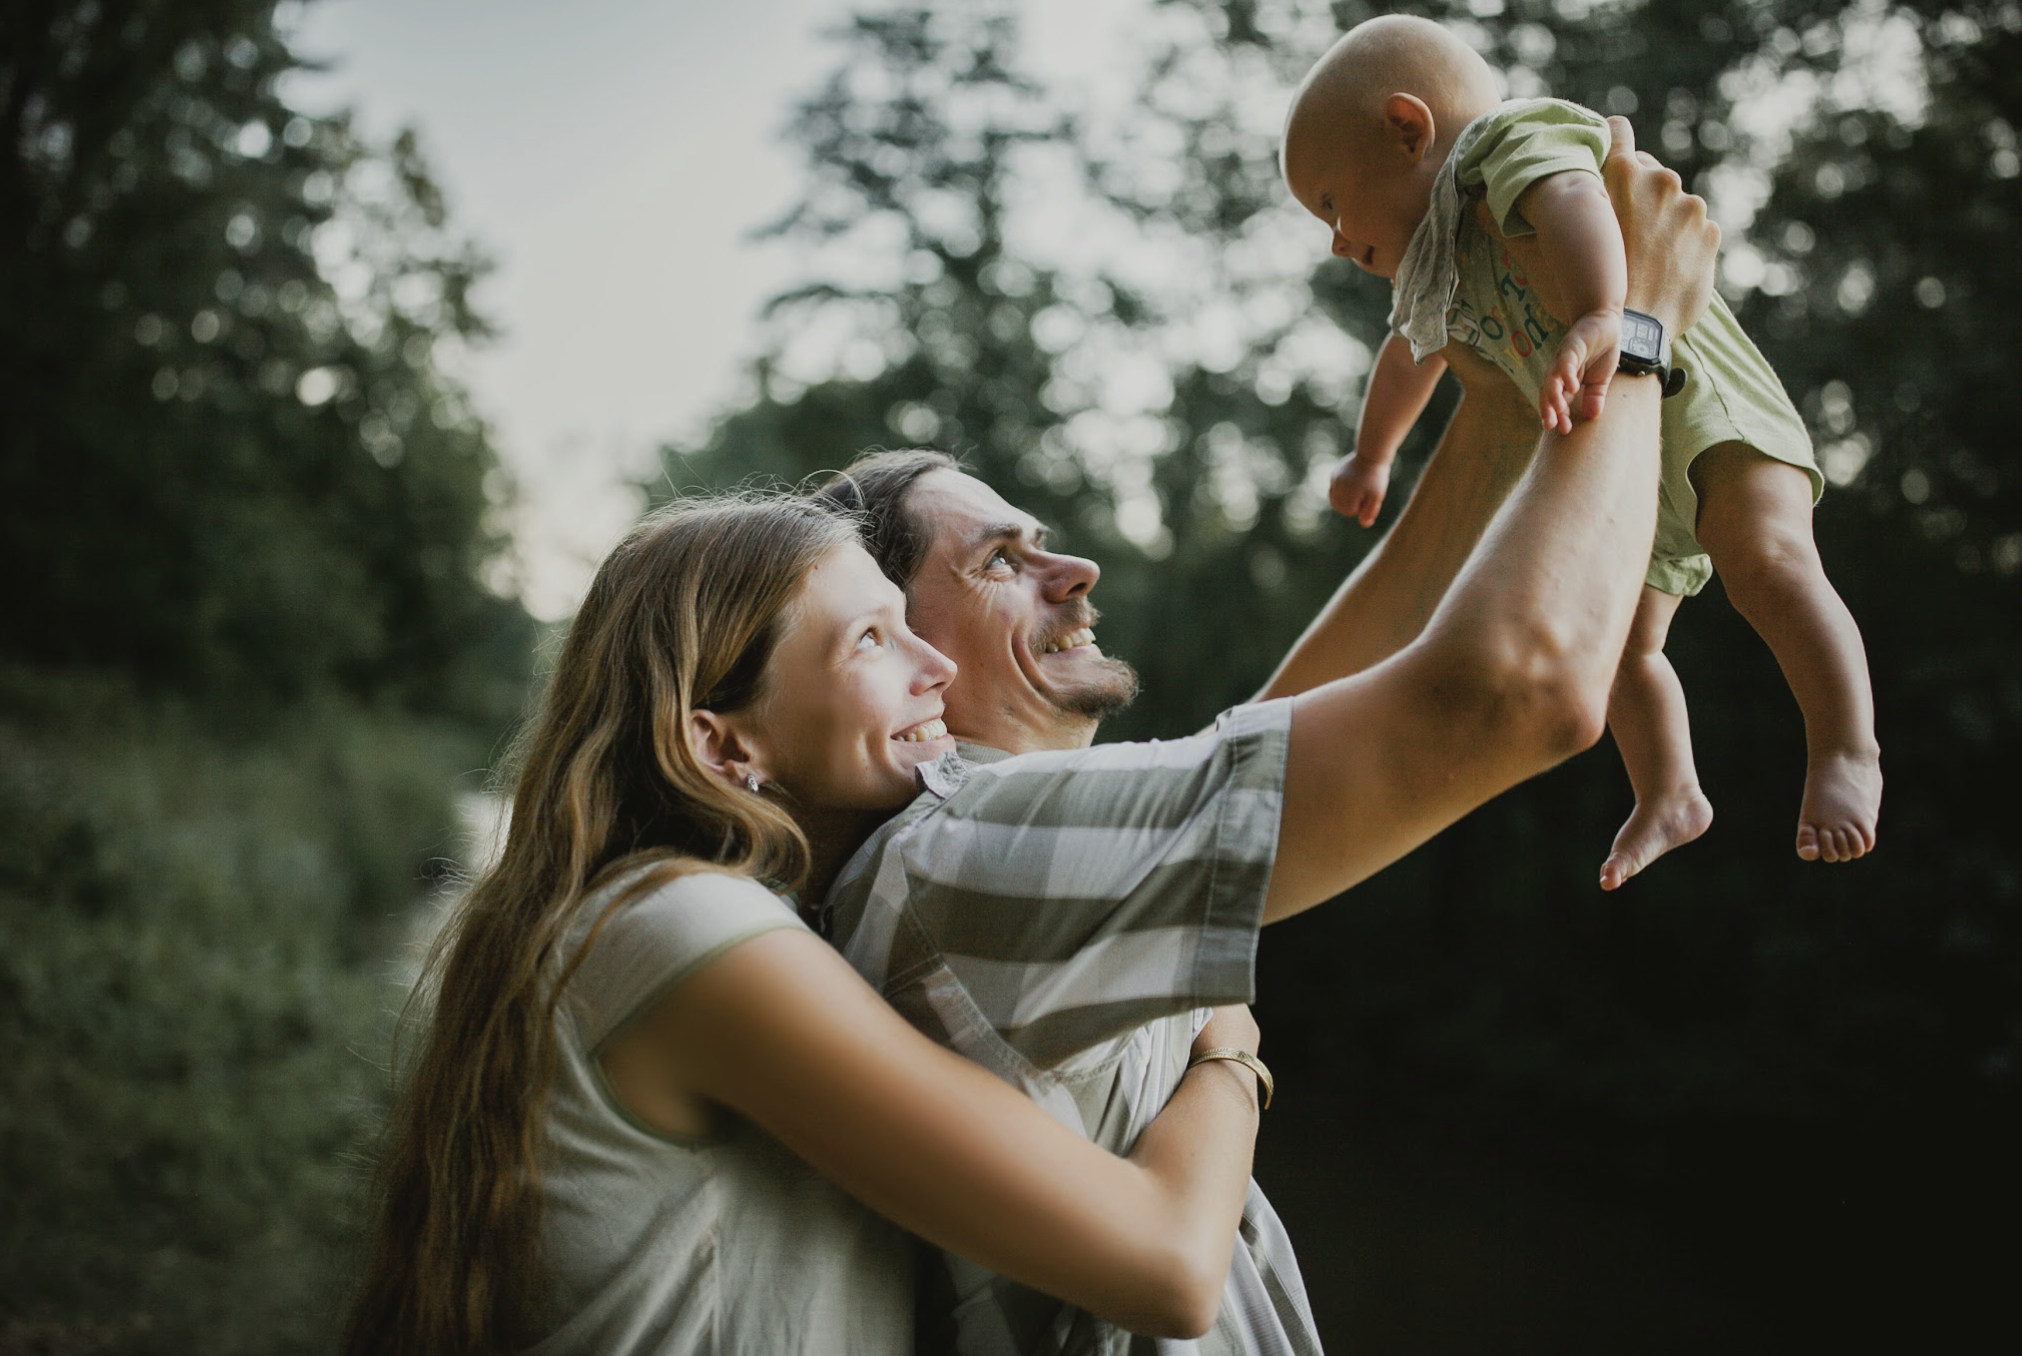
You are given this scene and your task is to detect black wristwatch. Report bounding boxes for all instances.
[1618,309,1687,397]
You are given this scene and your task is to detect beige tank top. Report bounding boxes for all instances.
[524,869,914,1355]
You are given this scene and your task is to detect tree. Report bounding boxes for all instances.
[0,0,530,719]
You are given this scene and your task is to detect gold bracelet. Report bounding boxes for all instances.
[1188,1047,1273,1110]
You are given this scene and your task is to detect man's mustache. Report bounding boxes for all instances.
[1039,604,1101,649]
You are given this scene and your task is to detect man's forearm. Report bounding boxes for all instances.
[1258,365,1539,699]
[1263,374,1664,918]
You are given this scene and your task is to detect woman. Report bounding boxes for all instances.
[344,496,1268,1354]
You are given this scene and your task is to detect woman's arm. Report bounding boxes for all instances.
[606,928,1261,1339]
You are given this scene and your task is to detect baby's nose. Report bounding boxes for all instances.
[1330,229,1357,259]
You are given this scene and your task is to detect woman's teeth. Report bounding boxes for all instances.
[894,718,947,743]
[1044,627,1095,655]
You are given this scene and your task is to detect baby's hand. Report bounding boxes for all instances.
[1328,452,1392,528]
[1541,308,1622,433]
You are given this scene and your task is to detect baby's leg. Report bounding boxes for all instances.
[1692,443,1881,863]
[1600,586,1713,890]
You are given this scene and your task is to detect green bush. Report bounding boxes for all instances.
[0,668,488,1353]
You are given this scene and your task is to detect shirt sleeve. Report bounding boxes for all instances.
[885,698,1291,1065]
[1460,99,1610,238]
[562,869,806,1051]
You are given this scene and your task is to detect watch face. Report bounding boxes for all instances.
[1622,309,1663,362]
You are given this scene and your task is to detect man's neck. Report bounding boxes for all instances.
[800,805,890,903]
[953,715,1098,758]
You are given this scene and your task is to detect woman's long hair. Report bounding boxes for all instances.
[344,496,860,1355]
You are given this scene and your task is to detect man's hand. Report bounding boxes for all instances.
[1541,306,1621,433]
[1328,451,1393,527]
[1606,116,1719,336]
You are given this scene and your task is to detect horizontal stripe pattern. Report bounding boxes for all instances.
[823,700,1323,1355]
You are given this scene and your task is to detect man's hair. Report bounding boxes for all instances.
[812,448,963,589]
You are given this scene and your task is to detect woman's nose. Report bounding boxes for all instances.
[912,637,957,692]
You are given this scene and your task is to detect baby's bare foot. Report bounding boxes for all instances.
[1796,746,1882,863]
[1600,787,1714,890]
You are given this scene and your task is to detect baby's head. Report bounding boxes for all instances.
[1281,16,1500,278]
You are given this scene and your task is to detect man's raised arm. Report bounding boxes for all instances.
[1262,119,1722,920]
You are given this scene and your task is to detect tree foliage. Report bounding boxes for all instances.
[0,0,530,717]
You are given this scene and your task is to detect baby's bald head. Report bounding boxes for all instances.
[1283,15,1500,172]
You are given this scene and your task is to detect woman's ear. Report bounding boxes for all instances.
[688,709,766,786]
[1383,93,1436,161]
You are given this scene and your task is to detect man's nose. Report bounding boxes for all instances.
[1039,551,1099,603]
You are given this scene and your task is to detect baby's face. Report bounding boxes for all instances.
[1282,121,1432,280]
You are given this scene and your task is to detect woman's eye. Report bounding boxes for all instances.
[856,629,882,651]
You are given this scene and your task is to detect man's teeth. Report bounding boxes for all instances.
[894,718,947,743]
[1043,627,1095,655]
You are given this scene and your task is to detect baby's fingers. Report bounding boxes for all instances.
[1578,371,1613,422]
[1539,374,1571,434]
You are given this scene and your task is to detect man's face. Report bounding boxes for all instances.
[901,471,1137,753]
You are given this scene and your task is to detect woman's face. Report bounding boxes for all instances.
[745,542,958,815]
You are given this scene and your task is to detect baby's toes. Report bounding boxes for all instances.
[1796,825,1821,861]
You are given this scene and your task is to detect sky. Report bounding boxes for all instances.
[284,0,1138,619]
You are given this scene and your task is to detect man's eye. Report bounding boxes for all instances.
[985,548,1013,570]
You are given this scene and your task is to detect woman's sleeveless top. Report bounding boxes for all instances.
[524,870,913,1354]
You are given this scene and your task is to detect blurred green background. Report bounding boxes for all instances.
[3,1,2016,1351]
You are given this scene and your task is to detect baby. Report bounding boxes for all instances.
[1282,15,1880,885]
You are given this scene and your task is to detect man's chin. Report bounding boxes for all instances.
[1051,655,1139,720]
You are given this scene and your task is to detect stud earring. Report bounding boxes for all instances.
[744,773,762,794]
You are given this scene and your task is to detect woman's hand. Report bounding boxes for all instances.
[1605,116,1719,337]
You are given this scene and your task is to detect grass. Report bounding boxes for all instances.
[0,668,495,1354]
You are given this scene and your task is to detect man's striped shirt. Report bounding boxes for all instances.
[822,699,1323,1356]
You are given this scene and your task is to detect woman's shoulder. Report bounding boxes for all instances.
[562,866,807,1051]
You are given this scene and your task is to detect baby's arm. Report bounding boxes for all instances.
[1331,332,1448,527]
[1520,170,1628,433]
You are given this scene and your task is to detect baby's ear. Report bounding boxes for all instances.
[1383,94,1436,160]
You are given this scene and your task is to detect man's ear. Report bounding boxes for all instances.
[688,708,767,786]
[1383,94,1436,162]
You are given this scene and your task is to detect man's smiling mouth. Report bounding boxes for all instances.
[1043,627,1095,655]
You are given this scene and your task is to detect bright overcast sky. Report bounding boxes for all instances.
[284,0,1139,619]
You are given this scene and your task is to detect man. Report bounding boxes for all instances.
[814,121,1715,1355]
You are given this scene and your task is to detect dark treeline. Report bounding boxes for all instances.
[1,0,530,719]
[664,1,2021,1348]
[2,3,529,1349]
